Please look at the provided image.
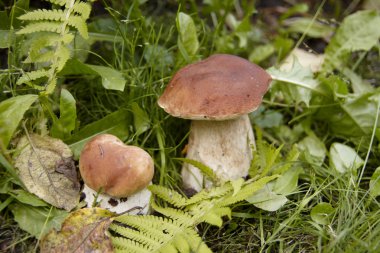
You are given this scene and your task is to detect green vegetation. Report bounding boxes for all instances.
[1,0,380,252]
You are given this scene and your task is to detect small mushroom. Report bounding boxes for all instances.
[158,54,271,192]
[79,134,154,214]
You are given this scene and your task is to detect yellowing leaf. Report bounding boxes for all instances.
[40,208,115,253]
[14,134,80,211]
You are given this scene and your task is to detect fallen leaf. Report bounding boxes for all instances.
[40,208,114,253]
[14,134,80,211]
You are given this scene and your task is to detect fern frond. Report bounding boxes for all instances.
[47,0,67,6]
[24,51,55,64]
[112,236,151,253]
[17,22,64,35]
[67,16,88,38]
[273,144,300,175]
[18,9,65,21]
[222,175,279,206]
[175,158,218,183]
[150,201,192,223]
[111,214,210,253]
[73,2,91,19]
[54,46,71,71]
[148,185,188,207]
[17,69,49,85]
[110,222,163,248]
[185,182,233,205]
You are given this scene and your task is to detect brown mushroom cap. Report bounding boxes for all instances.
[79,134,154,198]
[158,54,272,120]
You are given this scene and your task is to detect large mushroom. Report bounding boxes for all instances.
[79,134,154,214]
[158,54,271,192]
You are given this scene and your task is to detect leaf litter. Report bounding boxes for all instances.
[14,134,80,211]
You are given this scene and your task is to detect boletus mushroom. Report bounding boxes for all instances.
[158,54,271,192]
[79,134,154,214]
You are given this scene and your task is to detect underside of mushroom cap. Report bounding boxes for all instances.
[158,54,272,120]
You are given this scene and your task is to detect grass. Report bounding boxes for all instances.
[1,0,380,252]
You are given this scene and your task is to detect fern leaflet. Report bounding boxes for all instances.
[16,0,92,95]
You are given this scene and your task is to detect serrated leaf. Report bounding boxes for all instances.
[323,10,380,72]
[176,12,199,62]
[0,94,38,149]
[40,208,114,252]
[14,134,80,211]
[329,143,364,173]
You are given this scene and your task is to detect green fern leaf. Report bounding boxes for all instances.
[150,201,192,223]
[17,22,64,35]
[17,69,49,85]
[201,211,224,227]
[222,175,279,206]
[18,9,65,21]
[47,0,67,6]
[73,2,92,19]
[172,234,190,253]
[67,16,88,38]
[110,222,163,248]
[148,185,188,207]
[112,236,151,253]
[175,158,218,183]
[272,145,300,175]
[54,46,71,71]
[185,182,232,205]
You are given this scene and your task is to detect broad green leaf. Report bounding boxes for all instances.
[249,44,275,64]
[329,143,364,173]
[176,12,199,62]
[10,189,48,207]
[10,204,68,239]
[273,167,304,195]
[86,64,126,91]
[323,10,380,72]
[370,167,380,197]
[60,59,126,91]
[316,92,380,139]
[298,135,326,166]
[284,17,334,38]
[0,94,38,149]
[246,184,288,212]
[67,109,131,158]
[268,59,324,106]
[51,89,77,139]
[130,102,150,136]
[310,202,335,225]
[0,30,14,48]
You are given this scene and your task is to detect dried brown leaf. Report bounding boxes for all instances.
[14,134,80,211]
[40,208,115,253]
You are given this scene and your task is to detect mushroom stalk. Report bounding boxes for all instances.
[182,114,255,192]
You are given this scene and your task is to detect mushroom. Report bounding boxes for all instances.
[79,134,154,214]
[158,54,271,192]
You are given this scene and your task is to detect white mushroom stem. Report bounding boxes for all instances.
[181,114,255,192]
[82,184,151,215]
